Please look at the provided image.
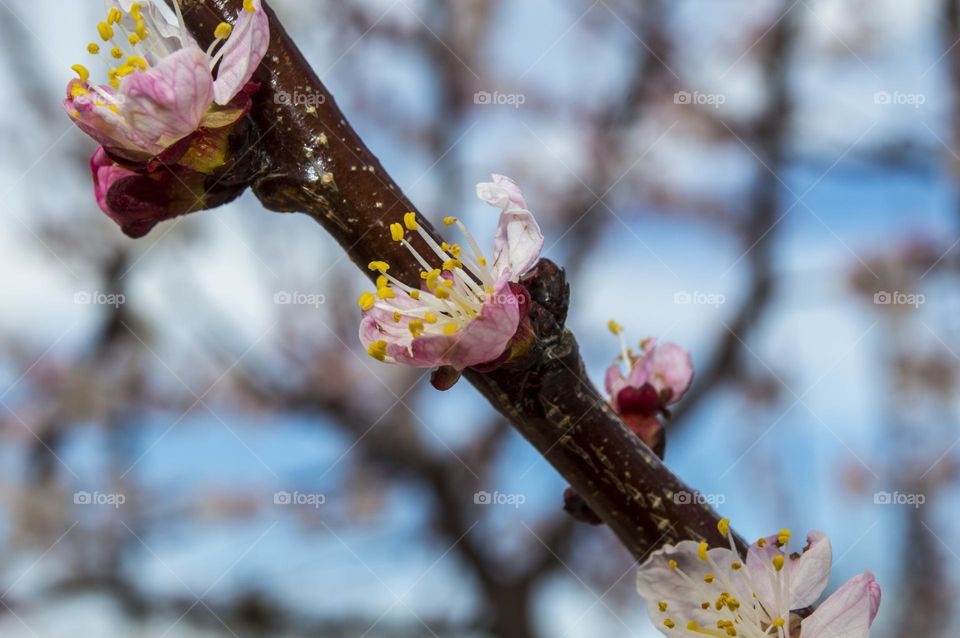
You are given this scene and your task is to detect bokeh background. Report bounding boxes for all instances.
[0,0,956,635]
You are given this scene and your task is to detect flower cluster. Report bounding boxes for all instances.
[637,523,880,637]
[605,322,693,445]
[359,175,543,371]
[63,0,270,237]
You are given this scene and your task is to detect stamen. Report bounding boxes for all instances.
[71,64,90,83]
[358,292,375,311]
[98,22,115,41]
[367,340,388,361]
[214,22,234,39]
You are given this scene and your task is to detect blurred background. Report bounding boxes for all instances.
[0,0,955,635]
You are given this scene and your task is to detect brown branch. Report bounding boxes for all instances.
[180,0,745,559]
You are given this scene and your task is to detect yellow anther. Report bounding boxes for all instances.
[730,561,742,570]
[357,291,375,311]
[215,22,234,39]
[658,601,668,612]
[367,340,388,361]
[757,538,767,548]
[771,618,785,627]
[478,257,487,266]
[69,84,89,99]
[111,47,124,59]
[130,2,142,18]
[403,212,418,230]
[697,541,709,561]
[377,287,395,300]
[127,56,148,71]
[128,33,140,45]
[376,275,388,290]
[448,243,462,256]
[663,619,675,629]
[409,290,421,300]
[107,8,122,24]
[717,519,730,537]
[443,323,458,335]
[703,573,715,583]
[608,320,623,335]
[443,216,457,225]
[393,311,401,322]
[115,64,136,78]
[701,602,710,610]
[772,555,785,572]
[390,223,404,241]
[409,320,424,337]
[97,22,115,41]
[87,43,100,55]
[243,0,256,12]
[71,64,90,83]
[135,18,147,39]
[668,559,678,570]
[434,287,450,300]
[777,528,792,546]
[424,312,438,324]
[442,259,462,271]
[368,260,390,273]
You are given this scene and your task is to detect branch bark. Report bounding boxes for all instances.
[180,0,746,559]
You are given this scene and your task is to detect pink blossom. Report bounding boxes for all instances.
[64,0,269,157]
[602,325,693,445]
[64,1,269,236]
[636,524,881,636]
[359,176,543,371]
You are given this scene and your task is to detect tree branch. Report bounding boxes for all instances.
[180,0,745,558]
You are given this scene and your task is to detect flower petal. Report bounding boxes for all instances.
[120,46,214,152]
[604,363,628,409]
[801,571,881,638]
[477,175,544,278]
[745,530,832,612]
[212,0,270,105]
[361,272,521,370]
[642,341,694,403]
[636,540,745,634]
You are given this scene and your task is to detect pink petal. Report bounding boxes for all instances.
[788,530,833,609]
[478,175,544,278]
[361,273,521,370]
[642,342,694,403]
[604,363,628,410]
[91,147,139,218]
[120,46,214,151]
[636,540,747,633]
[64,81,158,156]
[212,0,270,105]
[476,173,528,211]
[745,531,832,612]
[801,571,881,638]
